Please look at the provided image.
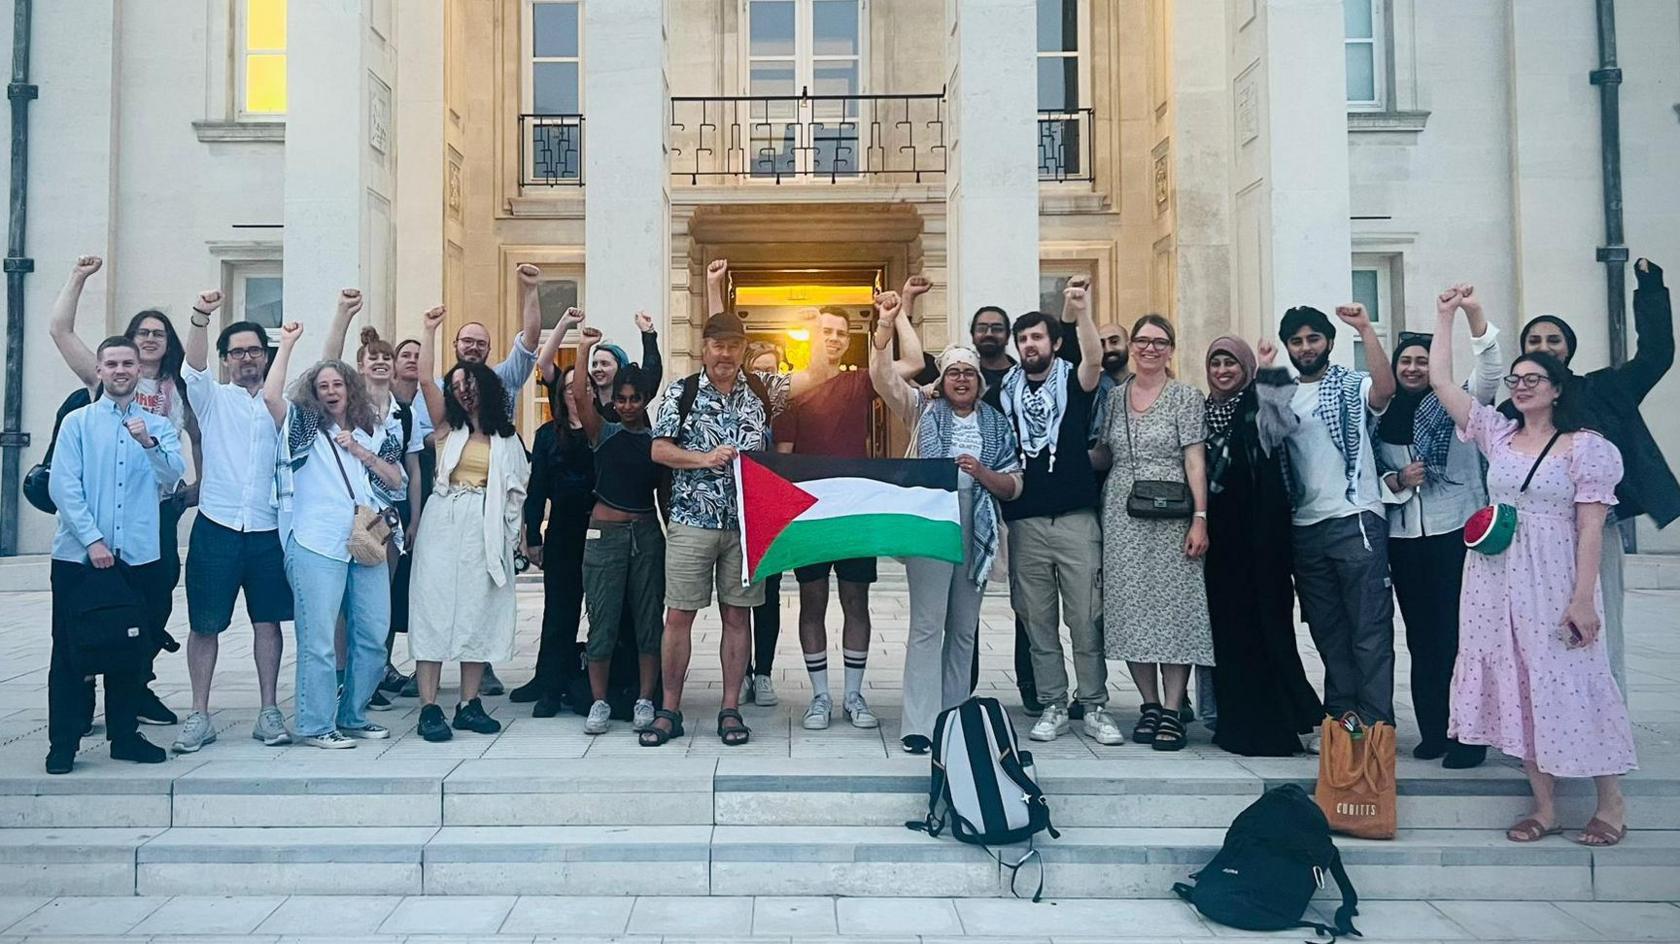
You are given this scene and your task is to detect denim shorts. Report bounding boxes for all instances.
[185,515,294,634]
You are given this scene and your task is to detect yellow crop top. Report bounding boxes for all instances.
[449,439,492,487]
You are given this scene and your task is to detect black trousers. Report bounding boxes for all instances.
[750,573,782,676]
[532,495,591,698]
[1389,529,1467,749]
[51,559,166,753]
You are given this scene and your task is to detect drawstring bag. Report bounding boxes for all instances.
[1464,430,1562,556]
[1313,713,1396,840]
[326,432,398,566]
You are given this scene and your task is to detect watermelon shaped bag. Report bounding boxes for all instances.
[1464,430,1561,555]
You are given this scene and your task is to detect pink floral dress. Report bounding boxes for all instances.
[1449,402,1636,777]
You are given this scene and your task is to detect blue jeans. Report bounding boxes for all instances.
[285,537,389,737]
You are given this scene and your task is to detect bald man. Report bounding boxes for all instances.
[1097,322,1129,385]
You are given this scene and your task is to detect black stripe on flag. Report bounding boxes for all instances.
[743,451,957,491]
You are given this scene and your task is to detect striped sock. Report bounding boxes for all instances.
[804,650,829,699]
[843,648,868,698]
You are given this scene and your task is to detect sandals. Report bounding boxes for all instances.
[717,708,752,746]
[1569,817,1628,847]
[1506,817,1562,843]
[1151,709,1187,752]
[637,709,685,748]
[1133,703,1163,744]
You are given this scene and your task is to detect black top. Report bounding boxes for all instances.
[1002,342,1100,521]
[525,420,595,541]
[980,358,1015,411]
[592,423,659,514]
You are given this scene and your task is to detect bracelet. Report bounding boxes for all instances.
[190,315,211,328]
[1192,511,1207,519]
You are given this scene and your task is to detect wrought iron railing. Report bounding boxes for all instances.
[1038,107,1094,182]
[669,89,947,184]
[519,114,584,188]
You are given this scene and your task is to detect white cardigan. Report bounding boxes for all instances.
[433,427,531,588]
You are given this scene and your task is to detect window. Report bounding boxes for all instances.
[1349,258,1394,366]
[744,0,864,178]
[241,0,287,116]
[1038,267,1092,317]
[1344,0,1383,108]
[230,266,283,333]
[526,272,582,430]
[523,1,582,183]
[1037,0,1088,179]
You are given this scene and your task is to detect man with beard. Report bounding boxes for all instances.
[46,337,186,773]
[1098,322,1130,385]
[1001,277,1118,744]
[170,293,295,753]
[1259,303,1397,733]
[408,263,544,696]
[1504,258,1675,696]
[972,306,1017,408]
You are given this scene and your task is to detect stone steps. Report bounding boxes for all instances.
[2,823,1675,901]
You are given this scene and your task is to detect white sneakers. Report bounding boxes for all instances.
[843,692,879,729]
[803,693,832,730]
[804,692,878,730]
[1029,703,1070,741]
[584,699,612,735]
[753,674,779,707]
[1083,707,1125,746]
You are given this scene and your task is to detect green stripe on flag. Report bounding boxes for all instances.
[751,513,964,582]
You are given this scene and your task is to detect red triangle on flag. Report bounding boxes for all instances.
[740,454,819,579]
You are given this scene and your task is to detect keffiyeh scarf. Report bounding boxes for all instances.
[1000,359,1070,471]
[916,398,1020,588]
[1312,364,1370,506]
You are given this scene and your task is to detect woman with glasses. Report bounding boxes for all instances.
[1428,303,1635,846]
[1097,314,1213,751]
[1200,336,1323,756]
[870,293,1022,754]
[1374,285,1502,769]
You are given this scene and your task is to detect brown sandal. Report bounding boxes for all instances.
[1569,817,1627,847]
[1505,817,1561,843]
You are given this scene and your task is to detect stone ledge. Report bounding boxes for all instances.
[444,758,715,794]
[135,827,437,864]
[174,760,459,795]
[191,120,285,143]
[1348,110,1431,133]
[425,825,713,862]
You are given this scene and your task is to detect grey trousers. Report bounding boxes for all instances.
[902,496,984,741]
[1602,518,1627,701]
[1008,509,1107,707]
[1291,511,1396,726]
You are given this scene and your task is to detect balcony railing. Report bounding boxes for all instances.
[519,114,584,188]
[1038,107,1094,182]
[669,89,947,184]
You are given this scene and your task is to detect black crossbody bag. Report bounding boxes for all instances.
[1122,379,1194,520]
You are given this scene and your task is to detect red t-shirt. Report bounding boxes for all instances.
[773,369,876,458]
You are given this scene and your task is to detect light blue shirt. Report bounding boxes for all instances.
[412,334,537,444]
[49,395,186,565]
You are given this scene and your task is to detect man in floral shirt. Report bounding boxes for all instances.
[643,259,826,748]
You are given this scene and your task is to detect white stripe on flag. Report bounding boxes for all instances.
[793,477,958,525]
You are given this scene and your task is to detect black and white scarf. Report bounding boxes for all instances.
[1311,364,1369,506]
[1000,359,1070,471]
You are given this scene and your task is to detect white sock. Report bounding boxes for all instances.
[804,650,829,699]
[843,648,868,698]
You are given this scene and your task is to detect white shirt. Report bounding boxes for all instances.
[411,334,538,446]
[184,363,280,532]
[285,421,388,562]
[950,411,983,490]
[1286,375,1385,526]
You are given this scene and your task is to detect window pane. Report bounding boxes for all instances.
[532,1,579,58]
[531,123,582,180]
[1037,56,1077,110]
[533,61,579,113]
[813,1,859,56]
[247,0,286,51]
[245,54,287,113]
[1345,44,1376,102]
[750,62,797,97]
[1037,0,1077,53]
[245,276,284,329]
[537,280,579,329]
[812,62,858,101]
[1343,0,1374,39]
[1039,275,1071,316]
[1351,269,1381,323]
[749,1,796,58]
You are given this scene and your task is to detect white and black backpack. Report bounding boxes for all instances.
[906,697,1060,900]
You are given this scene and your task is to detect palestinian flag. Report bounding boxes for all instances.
[734,452,963,585]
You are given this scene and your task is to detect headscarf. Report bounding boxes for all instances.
[1517,315,1578,366]
[936,345,986,396]
[1376,333,1456,483]
[1203,336,1256,437]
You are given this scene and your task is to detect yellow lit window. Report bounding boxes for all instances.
[244,0,287,115]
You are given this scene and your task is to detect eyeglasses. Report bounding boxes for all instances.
[973,324,1009,335]
[1503,374,1552,390]
[226,347,268,361]
[1398,331,1434,346]
[1131,337,1174,352]
[131,328,168,340]
[457,339,491,352]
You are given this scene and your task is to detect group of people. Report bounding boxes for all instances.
[39,250,1673,849]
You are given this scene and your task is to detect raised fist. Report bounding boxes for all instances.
[195,290,225,314]
[422,306,447,331]
[516,263,541,287]
[706,258,730,284]
[1257,338,1277,367]
[337,289,363,316]
[579,325,603,343]
[72,255,103,278]
[874,290,903,320]
[279,321,304,344]
[1453,282,1482,319]
[1436,287,1461,318]
[558,306,583,328]
[1334,303,1371,331]
[634,310,654,333]
[1063,276,1091,311]
[902,274,932,299]
[124,417,152,446]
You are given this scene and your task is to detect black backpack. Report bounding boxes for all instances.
[70,559,159,676]
[22,387,95,514]
[1173,784,1361,940]
[906,697,1060,901]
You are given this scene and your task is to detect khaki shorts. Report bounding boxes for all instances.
[664,521,765,610]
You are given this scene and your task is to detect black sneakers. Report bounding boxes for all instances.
[110,733,167,764]
[478,666,506,697]
[453,697,503,734]
[509,680,544,704]
[378,665,411,695]
[367,690,394,712]
[135,689,178,726]
[44,749,74,775]
[532,694,564,719]
[417,704,453,742]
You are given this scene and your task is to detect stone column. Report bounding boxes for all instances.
[946,0,1040,326]
[394,0,446,337]
[583,0,669,346]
